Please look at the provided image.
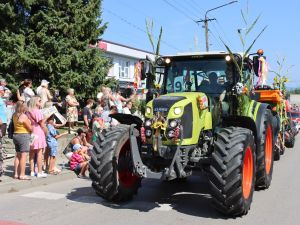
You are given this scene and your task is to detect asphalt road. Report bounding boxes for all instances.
[0,137,300,225]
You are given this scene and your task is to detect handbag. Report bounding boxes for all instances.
[7,120,14,139]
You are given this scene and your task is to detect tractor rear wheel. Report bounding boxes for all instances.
[89,125,141,202]
[255,109,274,189]
[209,127,256,217]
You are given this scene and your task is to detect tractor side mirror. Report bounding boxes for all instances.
[253,56,259,76]
[140,60,153,80]
[140,61,146,80]
[253,55,266,77]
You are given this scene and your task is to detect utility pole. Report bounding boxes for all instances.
[198,17,216,52]
[197,1,238,52]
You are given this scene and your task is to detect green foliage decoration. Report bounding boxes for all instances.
[220,6,267,115]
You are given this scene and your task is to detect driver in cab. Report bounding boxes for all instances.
[198,72,224,96]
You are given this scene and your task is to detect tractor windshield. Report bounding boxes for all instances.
[164,57,234,96]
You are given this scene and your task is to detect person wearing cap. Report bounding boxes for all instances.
[37,80,52,108]
[69,144,89,178]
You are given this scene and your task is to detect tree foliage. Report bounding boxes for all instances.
[0,0,111,99]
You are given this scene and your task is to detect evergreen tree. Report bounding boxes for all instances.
[0,1,28,89]
[0,0,111,99]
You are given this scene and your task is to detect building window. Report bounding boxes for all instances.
[119,60,130,79]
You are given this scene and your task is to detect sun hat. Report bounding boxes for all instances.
[73,144,82,151]
[41,79,49,87]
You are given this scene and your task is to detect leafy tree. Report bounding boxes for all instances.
[0,0,111,99]
[0,1,28,89]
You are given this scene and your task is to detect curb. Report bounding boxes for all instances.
[0,170,76,194]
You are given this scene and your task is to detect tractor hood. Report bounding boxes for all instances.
[144,92,211,145]
[145,92,208,119]
[153,96,186,114]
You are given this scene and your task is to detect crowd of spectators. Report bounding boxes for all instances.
[0,78,140,181]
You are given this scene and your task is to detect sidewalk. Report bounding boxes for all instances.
[0,134,77,194]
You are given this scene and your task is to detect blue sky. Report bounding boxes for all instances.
[102,0,300,88]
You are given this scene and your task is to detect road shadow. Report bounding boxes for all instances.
[66,175,227,219]
[4,164,35,178]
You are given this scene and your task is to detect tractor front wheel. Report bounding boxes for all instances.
[89,125,141,202]
[209,127,256,217]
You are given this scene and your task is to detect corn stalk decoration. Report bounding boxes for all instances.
[220,7,267,115]
[145,19,163,91]
[271,56,293,97]
[270,57,294,125]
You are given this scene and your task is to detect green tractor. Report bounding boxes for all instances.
[89,51,279,216]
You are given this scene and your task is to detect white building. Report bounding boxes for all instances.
[94,40,155,89]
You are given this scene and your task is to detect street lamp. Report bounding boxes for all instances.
[197,1,238,52]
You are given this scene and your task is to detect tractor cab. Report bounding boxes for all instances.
[142,52,241,132]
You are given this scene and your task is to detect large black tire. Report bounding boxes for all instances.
[209,127,256,217]
[255,109,274,189]
[89,124,142,202]
[285,133,295,148]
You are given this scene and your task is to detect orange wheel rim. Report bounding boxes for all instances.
[265,125,273,174]
[118,140,139,188]
[242,146,254,199]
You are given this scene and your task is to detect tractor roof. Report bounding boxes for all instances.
[162,51,244,58]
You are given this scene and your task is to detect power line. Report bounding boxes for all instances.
[189,0,205,12]
[162,0,197,23]
[209,20,231,49]
[185,0,207,18]
[208,30,224,50]
[172,0,200,19]
[118,0,161,24]
[104,8,182,52]
[213,19,233,47]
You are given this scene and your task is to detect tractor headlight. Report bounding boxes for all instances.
[146,107,151,114]
[174,107,182,115]
[145,120,152,127]
[165,58,171,64]
[156,57,164,66]
[225,55,231,61]
[169,120,178,128]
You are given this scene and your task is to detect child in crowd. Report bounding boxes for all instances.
[46,115,68,174]
[69,144,89,178]
[90,114,105,143]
